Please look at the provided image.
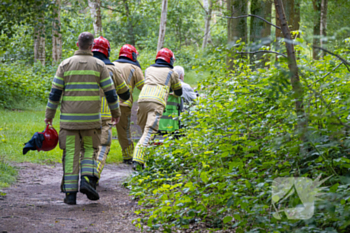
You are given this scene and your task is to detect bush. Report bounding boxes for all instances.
[127,44,350,232]
[0,62,56,108]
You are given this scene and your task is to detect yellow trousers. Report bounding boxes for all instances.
[95,120,112,179]
[116,106,134,160]
[133,102,164,164]
[59,128,100,192]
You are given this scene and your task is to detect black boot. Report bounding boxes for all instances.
[80,176,99,201]
[64,192,77,205]
[123,159,133,164]
[132,161,144,171]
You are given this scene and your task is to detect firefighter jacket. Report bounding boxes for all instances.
[138,66,182,107]
[114,60,144,108]
[45,50,120,130]
[100,65,129,121]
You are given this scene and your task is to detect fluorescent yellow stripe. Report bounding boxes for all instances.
[65,89,99,91]
[53,82,64,87]
[61,119,100,122]
[63,96,100,101]
[100,77,111,82]
[61,113,100,116]
[135,80,144,87]
[116,81,127,90]
[64,70,100,77]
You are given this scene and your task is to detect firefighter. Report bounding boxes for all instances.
[91,36,130,181]
[113,44,144,164]
[44,32,120,205]
[132,48,182,169]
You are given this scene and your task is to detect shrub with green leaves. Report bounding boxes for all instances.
[0,62,55,108]
[127,44,350,232]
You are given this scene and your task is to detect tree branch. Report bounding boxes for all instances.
[101,5,124,13]
[196,0,207,14]
[313,46,350,72]
[309,62,344,87]
[222,14,281,30]
[236,50,287,58]
[300,72,350,129]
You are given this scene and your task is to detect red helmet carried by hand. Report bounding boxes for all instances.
[37,124,58,152]
[156,48,175,65]
[92,36,111,57]
[119,44,139,61]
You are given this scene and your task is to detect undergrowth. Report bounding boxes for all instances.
[127,43,350,232]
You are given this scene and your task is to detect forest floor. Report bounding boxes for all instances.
[0,162,140,233]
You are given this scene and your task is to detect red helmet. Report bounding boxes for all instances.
[37,124,58,152]
[92,36,111,57]
[156,48,175,65]
[119,44,139,61]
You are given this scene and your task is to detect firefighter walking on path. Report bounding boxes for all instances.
[91,36,130,181]
[132,48,182,169]
[44,32,120,205]
[114,44,144,164]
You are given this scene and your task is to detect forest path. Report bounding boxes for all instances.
[0,163,140,233]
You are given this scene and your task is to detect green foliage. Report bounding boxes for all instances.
[0,62,55,108]
[0,158,17,189]
[127,43,350,232]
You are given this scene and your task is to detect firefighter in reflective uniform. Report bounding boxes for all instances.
[113,44,144,163]
[133,48,182,169]
[44,32,120,205]
[91,36,130,180]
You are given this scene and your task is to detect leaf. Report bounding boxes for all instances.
[233,214,241,221]
[223,216,232,224]
[330,183,339,193]
[200,172,208,184]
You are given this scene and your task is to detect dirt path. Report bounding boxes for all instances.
[0,163,140,233]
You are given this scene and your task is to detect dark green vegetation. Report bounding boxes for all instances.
[2,0,350,232]
[129,45,350,232]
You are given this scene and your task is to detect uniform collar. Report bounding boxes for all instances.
[74,50,93,56]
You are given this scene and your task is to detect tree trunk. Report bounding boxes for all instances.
[250,0,272,67]
[312,0,321,60]
[227,0,248,70]
[123,0,135,45]
[88,0,102,36]
[34,10,46,66]
[157,0,168,51]
[275,0,306,144]
[320,0,328,58]
[52,0,62,64]
[202,0,213,49]
[275,0,300,39]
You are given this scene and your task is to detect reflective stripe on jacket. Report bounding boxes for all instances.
[45,50,119,130]
[113,62,144,108]
[100,65,129,120]
[138,66,182,107]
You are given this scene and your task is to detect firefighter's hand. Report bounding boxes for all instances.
[111,117,120,125]
[45,118,53,125]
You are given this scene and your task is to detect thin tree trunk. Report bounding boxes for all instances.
[123,0,135,45]
[34,10,46,66]
[157,0,168,51]
[227,0,248,70]
[276,0,300,39]
[275,0,306,145]
[88,0,102,36]
[250,0,272,67]
[320,0,328,58]
[52,0,62,64]
[202,0,213,49]
[312,0,321,60]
